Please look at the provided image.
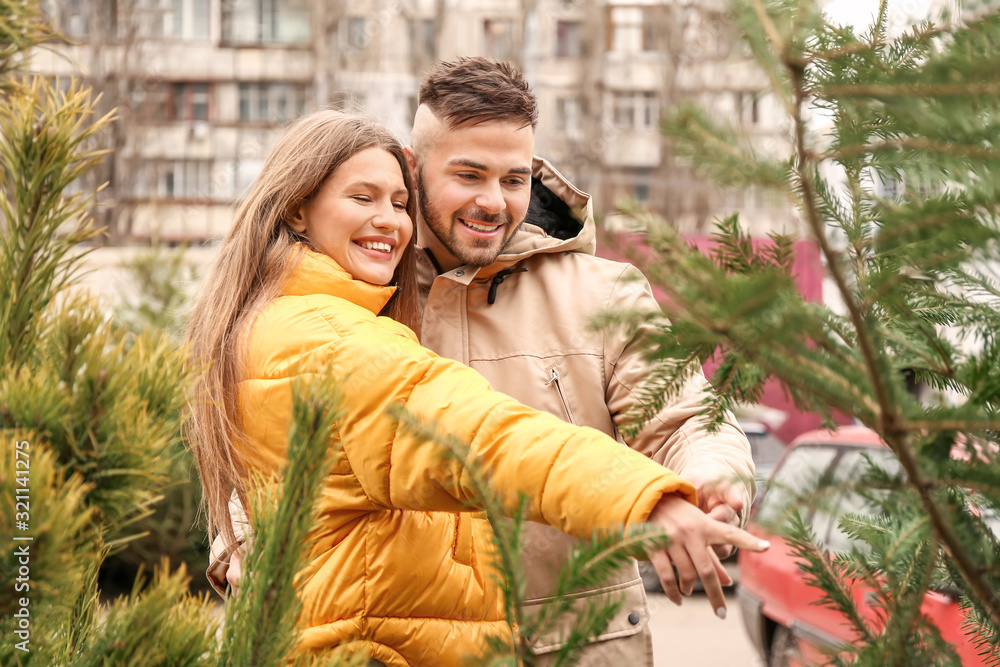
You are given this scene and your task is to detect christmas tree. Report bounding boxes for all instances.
[609,0,1000,663]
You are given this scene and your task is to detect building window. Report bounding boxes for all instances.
[222,0,309,45]
[344,16,369,51]
[131,82,212,121]
[239,82,307,123]
[556,21,582,58]
[609,7,653,53]
[633,168,652,202]
[409,18,436,59]
[484,19,514,59]
[735,91,763,125]
[130,83,169,121]
[137,160,213,199]
[555,96,583,140]
[152,0,210,40]
[612,91,658,130]
[43,0,90,38]
[172,82,211,120]
[877,174,904,200]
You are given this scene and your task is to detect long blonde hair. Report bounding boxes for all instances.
[185,111,419,550]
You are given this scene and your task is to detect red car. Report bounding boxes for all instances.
[737,426,997,666]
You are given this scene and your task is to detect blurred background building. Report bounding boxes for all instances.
[37,0,827,441]
[33,0,801,245]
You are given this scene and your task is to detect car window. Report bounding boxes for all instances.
[754,445,840,531]
[747,430,786,468]
[984,508,1000,539]
[814,447,900,553]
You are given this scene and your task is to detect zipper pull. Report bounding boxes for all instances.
[545,368,558,385]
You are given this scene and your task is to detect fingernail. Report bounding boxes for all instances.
[759,540,771,550]
[716,606,727,619]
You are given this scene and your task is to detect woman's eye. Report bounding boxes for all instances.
[352,195,372,203]
[393,201,407,210]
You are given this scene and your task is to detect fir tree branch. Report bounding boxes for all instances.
[787,513,876,644]
[885,532,939,667]
[389,406,527,659]
[783,8,1000,630]
[820,137,1000,162]
[822,82,1000,97]
[749,0,788,63]
[741,0,797,118]
[220,374,343,667]
[901,421,1000,432]
[879,329,954,380]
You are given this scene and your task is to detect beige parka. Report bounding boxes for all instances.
[413,157,756,666]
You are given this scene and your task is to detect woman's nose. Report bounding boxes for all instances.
[371,200,401,229]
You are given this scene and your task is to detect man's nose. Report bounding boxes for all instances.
[475,180,506,215]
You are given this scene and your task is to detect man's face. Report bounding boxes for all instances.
[413,120,534,270]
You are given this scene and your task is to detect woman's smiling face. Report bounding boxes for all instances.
[290,147,412,285]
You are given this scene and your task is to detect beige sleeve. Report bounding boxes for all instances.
[603,266,756,525]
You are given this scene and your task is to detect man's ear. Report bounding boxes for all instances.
[286,203,308,234]
[403,146,418,179]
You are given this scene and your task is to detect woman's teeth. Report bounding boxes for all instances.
[359,241,392,252]
[464,219,496,233]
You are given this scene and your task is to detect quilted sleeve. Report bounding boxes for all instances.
[602,265,756,524]
[329,319,696,539]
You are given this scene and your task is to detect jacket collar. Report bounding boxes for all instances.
[282,246,397,315]
[416,156,596,284]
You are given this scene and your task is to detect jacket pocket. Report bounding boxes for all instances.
[453,513,473,565]
[545,366,577,425]
[524,578,650,656]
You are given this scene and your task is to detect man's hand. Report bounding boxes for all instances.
[683,471,747,559]
[646,494,768,619]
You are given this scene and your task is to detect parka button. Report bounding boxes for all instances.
[628,612,640,625]
[455,270,464,276]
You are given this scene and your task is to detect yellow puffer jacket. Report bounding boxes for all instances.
[236,247,696,666]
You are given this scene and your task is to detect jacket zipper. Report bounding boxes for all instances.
[545,368,577,424]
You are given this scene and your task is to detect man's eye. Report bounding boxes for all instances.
[458,173,478,181]
[505,179,525,187]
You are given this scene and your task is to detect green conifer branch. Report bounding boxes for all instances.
[220,372,344,667]
[388,405,529,660]
[785,512,875,645]
[0,77,112,367]
[389,405,674,665]
[779,9,1000,629]
[641,0,1000,651]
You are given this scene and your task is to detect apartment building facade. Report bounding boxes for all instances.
[34,0,799,244]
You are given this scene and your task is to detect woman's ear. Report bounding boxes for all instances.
[286,203,308,234]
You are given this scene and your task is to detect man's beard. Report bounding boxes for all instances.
[417,174,521,268]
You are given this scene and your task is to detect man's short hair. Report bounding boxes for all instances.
[418,57,538,130]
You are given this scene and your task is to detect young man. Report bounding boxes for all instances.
[404,57,755,664]
[209,58,756,665]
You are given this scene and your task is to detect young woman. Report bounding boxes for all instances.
[185,111,766,666]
